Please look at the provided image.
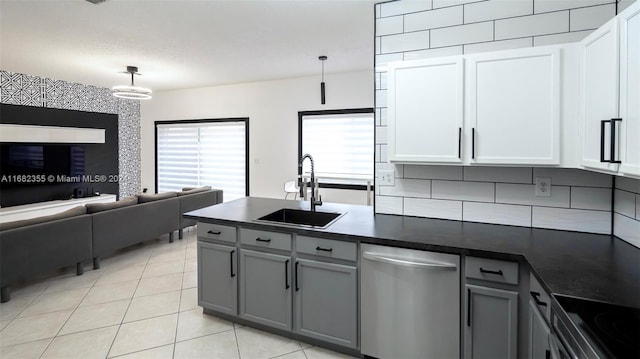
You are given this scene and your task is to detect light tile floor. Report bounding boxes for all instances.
[0,228,357,359]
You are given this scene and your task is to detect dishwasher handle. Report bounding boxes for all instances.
[362,252,457,270]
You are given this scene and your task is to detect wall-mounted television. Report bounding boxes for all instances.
[0,144,85,185]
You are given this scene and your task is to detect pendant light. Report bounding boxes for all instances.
[112,66,152,100]
[319,55,327,105]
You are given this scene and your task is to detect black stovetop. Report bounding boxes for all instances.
[555,295,640,358]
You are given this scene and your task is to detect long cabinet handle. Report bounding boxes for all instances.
[610,118,622,164]
[295,261,300,291]
[600,119,608,163]
[467,288,471,327]
[315,246,333,252]
[255,237,271,243]
[458,127,462,159]
[362,252,457,270]
[230,250,235,277]
[207,230,221,235]
[479,267,503,276]
[531,291,547,307]
[471,128,476,159]
[285,259,290,289]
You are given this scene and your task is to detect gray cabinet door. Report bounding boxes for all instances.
[294,259,357,349]
[465,284,518,359]
[197,241,237,315]
[239,249,292,330]
[528,299,550,359]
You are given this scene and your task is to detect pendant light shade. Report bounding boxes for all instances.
[319,56,327,105]
[112,66,152,100]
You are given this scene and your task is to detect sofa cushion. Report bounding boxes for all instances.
[86,196,138,214]
[137,191,177,203]
[178,186,212,196]
[0,205,87,231]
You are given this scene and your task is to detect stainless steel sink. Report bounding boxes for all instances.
[255,208,344,228]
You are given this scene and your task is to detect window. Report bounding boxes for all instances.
[299,109,374,189]
[155,119,249,201]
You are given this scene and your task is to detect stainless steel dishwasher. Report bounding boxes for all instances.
[361,244,460,359]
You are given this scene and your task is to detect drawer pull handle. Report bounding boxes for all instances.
[531,291,547,307]
[479,268,503,276]
[207,230,221,235]
[255,238,272,243]
[315,246,333,252]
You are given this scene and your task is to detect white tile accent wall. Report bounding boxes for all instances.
[374,0,634,236]
[614,177,640,247]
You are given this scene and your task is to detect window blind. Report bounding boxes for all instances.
[156,121,247,201]
[301,112,374,186]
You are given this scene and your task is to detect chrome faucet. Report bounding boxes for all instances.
[298,154,322,211]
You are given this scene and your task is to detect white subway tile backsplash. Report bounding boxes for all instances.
[533,30,592,46]
[464,166,533,183]
[430,21,494,47]
[380,0,433,17]
[376,162,404,178]
[381,31,430,53]
[405,6,464,31]
[496,183,570,207]
[375,53,403,69]
[376,126,387,145]
[376,89,388,108]
[614,189,636,218]
[376,37,381,55]
[618,0,637,13]
[495,11,569,40]
[379,72,388,90]
[613,213,640,248]
[405,198,463,220]
[532,207,611,234]
[433,0,485,9]
[532,168,612,187]
[464,202,532,226]
[432,180,495,202]
[571,187,612,210]
[404,165,464,180]
[404,45,464,60]
[380,178,431,198]
[534,0,613,14]
[570,4,616,31]
[464,37,533,53]
[379,108,388,125]
[464,0,533,23]
[376,195,403,215]
[377,16,404,36]
[380,145,389,163]
[615,176,640,194]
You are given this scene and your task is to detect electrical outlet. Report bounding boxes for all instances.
[535,177,551,197]
[378,170,395,186]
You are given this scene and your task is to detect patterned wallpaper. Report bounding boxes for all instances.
[0,70,141,198]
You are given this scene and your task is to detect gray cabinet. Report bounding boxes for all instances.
[239,249,292,331]
[197,241,237,315]
[294,258,357,348]
[528,299,550,359]
[465,284,518,359]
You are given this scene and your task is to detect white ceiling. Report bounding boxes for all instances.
[0,0,375,92]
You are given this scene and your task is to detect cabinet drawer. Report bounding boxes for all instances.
[240,228,291,251]
[296,236,357,262]
[529,273,551,322]
[197,223,237,243]
[465,256,518,285]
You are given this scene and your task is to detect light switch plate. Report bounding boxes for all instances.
[378,170,395,186]
[535,177,551,197]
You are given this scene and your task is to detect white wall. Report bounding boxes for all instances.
[140,71,373,202]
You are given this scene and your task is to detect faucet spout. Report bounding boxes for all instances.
[298,154,322,211]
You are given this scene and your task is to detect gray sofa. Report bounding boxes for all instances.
[0,187,222,302]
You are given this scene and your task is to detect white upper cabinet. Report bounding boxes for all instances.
[618,2,640,178]
[580,0,640,178]
[466,47,561,165]
[388,57,464,163]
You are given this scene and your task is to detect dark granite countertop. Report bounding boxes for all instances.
[185,197,640,309]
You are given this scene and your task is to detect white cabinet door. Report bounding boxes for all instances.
[580,18,620,172]
[619,1,640,178]
[467,47,561,165]
[388,57,464,163]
